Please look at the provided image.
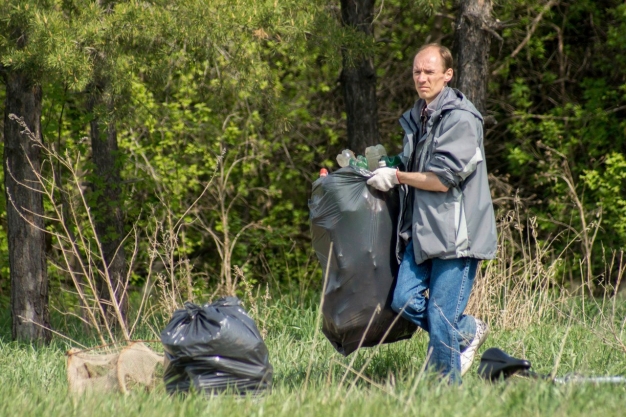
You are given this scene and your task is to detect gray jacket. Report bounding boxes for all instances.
[396,87,497,264]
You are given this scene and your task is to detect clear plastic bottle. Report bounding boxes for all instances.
[365,144,389,171]
[375,144,387,158]
[336,149,356,168]
[364,146,379,171]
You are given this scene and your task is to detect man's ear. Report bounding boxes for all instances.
[444,68,453,83]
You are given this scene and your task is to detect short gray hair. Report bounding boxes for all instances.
[416,43,453,71]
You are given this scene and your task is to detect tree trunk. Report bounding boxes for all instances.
[88,88,128,326]
[340,0,379,153]
[454,0,493,118]
[3,71,51,343]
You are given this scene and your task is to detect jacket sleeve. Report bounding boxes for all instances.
[425,111,484,189]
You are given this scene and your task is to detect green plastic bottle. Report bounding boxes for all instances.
[381,155,402,168]
[349,155,368,169]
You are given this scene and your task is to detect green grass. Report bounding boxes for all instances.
[0,297,625,416]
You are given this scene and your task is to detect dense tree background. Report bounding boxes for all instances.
[0,0,625,338]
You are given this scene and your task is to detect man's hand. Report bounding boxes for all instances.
[367,167,399,192]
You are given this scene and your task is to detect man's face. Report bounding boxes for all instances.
[413,48,453,104]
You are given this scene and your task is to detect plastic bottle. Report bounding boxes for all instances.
[357,155,368,169]
[319,168,328,177]
[349,155,368,169]
[364,146,379,171]
[336,149,356,168]
[365,144,389,171]
[381,155,402,168]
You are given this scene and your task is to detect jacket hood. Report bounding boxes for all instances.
[437,87,483,122]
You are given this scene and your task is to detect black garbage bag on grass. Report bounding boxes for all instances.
[160,297,273,395]
[309,167,417,356]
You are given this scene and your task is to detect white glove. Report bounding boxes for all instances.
[366,167,399,192]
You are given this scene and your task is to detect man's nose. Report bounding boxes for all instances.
[416,73,427,83]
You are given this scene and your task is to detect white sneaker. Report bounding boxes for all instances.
[460,318,489,376]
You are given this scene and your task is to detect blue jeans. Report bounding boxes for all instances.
[391,240,478,384]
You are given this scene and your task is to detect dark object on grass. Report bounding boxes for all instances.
[309,167,417,356]
[478,347,532,381]
[160,297,273,395]
[478,347,626,384]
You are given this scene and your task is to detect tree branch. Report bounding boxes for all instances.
[492,0,559,75]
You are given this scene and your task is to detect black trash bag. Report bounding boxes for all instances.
[160,297,273,395]
[309,167,417,356]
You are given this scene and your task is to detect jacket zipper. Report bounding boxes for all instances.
[396,113,415,264]
[395,112,445,263]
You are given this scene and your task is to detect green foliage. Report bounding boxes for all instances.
[581,153,626,242]
[0,0,92,89]
[1,0,350,301]
[485,0,626,282]
[1,0,626,308]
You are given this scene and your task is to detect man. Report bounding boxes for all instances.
[367,43,497,383]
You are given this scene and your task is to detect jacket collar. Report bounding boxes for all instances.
[400,87,483,136]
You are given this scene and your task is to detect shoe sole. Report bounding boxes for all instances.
[460,324,489,376]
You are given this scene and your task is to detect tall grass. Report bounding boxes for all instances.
[467,197,566,328]
[1,296,625,417]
